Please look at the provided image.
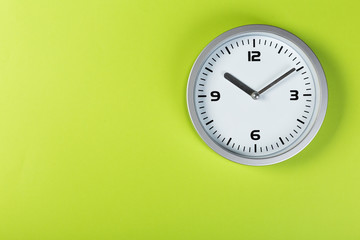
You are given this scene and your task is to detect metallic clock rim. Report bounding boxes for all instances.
[186,24,328,166]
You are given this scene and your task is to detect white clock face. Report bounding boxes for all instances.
[187,25,328,166]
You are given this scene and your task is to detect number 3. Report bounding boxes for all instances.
[290,90,299,100]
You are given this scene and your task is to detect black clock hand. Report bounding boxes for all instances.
[224,72,259,99]
[258,68,296,95]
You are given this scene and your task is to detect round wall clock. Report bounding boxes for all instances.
[187,24,328,166]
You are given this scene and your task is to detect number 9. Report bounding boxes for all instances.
[211,91,220,101]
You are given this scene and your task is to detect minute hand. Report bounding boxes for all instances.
[258,68,296,95]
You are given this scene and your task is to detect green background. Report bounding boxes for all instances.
[0,0,359,239]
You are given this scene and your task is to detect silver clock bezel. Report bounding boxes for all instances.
[186,24,328,166]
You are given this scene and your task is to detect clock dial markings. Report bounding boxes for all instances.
[205,67,213,73]
[192,32,320,159]
[297,119,305,124]
[225,46,231,54]
[296,66,304,72]
[206,120,214,125]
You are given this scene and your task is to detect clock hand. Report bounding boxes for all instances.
[224,72,259,100]
[258,68,296,95]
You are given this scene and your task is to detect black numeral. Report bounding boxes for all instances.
[290,90,299,100]
[248,51,261,61]
[210,91,220,101]
[250,130,260,140]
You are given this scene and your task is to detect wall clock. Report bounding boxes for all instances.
[187,24,328,166]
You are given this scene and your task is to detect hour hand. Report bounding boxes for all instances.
[224,72,259,99]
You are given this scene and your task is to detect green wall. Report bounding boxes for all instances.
[0,0,359,239]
